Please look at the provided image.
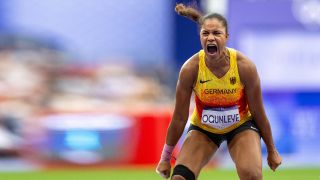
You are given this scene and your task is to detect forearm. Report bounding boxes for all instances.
[254,117,276,151]
[165,118,188,146]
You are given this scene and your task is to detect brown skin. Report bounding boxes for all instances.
[155,53,199,179]
[237,51,282,172]
[156,17,282,180]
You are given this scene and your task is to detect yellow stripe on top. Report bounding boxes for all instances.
[190,48,252,134]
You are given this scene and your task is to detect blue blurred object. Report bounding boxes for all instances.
[39,113,137,165]
[64,130,101,151]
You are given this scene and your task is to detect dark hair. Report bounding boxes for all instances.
[175,3,229,34]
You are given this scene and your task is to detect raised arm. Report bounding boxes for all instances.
[237,52,282,171]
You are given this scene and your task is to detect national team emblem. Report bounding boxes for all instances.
[230,77,236,85]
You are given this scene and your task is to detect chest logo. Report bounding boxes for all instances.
[200,79,212,84]
[230,77,236,85]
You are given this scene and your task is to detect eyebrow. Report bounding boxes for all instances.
[201,29,223,32]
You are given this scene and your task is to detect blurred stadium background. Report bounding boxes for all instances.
[0,0,319,179]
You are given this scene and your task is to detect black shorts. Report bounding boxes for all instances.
[188,120,260,147]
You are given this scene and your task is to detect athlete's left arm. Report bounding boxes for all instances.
[237,52,282,171]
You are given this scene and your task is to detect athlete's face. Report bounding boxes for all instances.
[200,18,228,60]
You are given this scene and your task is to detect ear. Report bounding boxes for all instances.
[226,33,229,39]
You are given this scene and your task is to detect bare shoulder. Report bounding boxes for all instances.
[236,50,259,85]
[179,53,199,77]
[178,52,199,88]
[236,50,256,71]
[181,53,199,71]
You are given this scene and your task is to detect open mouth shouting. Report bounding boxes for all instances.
[207,44,218,56]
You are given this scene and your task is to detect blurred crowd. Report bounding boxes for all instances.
[0,34,175,157]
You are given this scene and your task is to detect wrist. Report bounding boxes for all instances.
[160,144,175,162]
[266,146,277,153]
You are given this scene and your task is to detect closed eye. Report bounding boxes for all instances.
[202,32,209,36]
[213,31,223,35]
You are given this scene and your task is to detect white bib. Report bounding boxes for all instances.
[201,107,240,130]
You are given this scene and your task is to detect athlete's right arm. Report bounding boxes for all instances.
[166,54,198,147]
[156,54,198,179]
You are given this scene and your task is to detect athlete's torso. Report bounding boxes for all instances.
[190,48,252,134]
